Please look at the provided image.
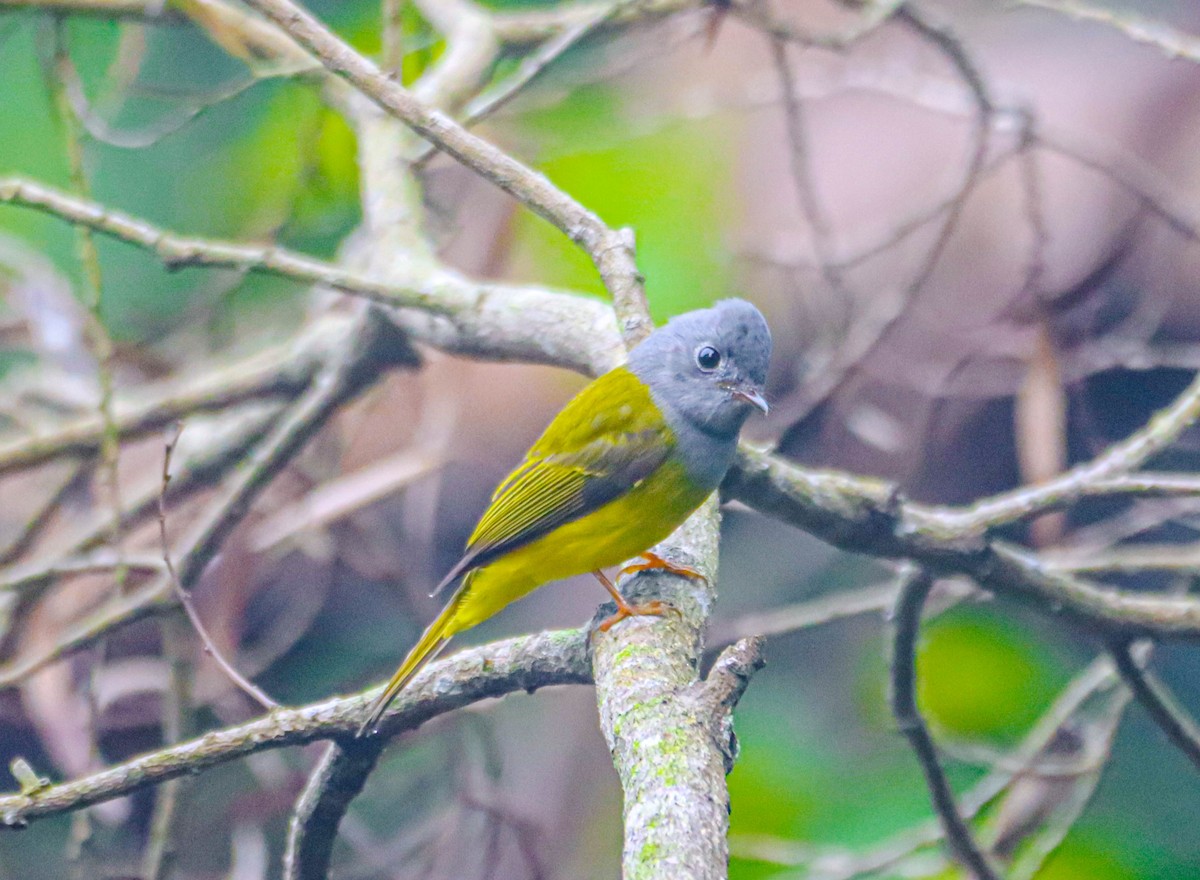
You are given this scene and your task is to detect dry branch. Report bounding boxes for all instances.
[0,628,590,828]
[725,449,1200,639]
[239,0,654,345]
[1109,641,1200,773]
[282,741,385,880]
[890,568,1000,880]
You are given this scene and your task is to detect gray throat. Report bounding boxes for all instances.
[654,394,740,492]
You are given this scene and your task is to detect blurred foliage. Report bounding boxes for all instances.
[510,84,737,320]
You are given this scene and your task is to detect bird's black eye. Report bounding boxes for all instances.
[695,345,721,371]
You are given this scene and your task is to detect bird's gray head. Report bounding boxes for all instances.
[627,299,772,441]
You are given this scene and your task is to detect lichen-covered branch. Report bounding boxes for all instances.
[725,449,1200,639]
[593,500,764,880]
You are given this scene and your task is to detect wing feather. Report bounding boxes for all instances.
[430,368,671,596]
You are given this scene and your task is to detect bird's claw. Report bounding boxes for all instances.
[618,551,708,586]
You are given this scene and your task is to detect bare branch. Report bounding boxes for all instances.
[0,552,162,596]
[0,458,92,565]
[711,579,901,646]
[140,615,190,880]
[890,567,1001,880]
[158,423,278,709]
[1019,0,1200,63]
[0,177,449,313]
[412,0,626,168]
[0,628,590,828]
[0,309,418,687]
[0,577,171,688]
[0,327,314,477]
[282,741,384,880]
[238,0,653,346]
[1109,640,1200,773]
[0,176,623,374]
[769,36,847,298]
[790,652,1127,880]
[934,371,1200,534]
[49,20,126,586]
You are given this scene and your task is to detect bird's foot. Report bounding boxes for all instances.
[618,551,708,586]
[592,569,678,632]
[597,598,670,633]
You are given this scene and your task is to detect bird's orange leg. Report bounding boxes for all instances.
[618,551,708,586]
[593,570,668,632]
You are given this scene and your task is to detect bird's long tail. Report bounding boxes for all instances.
[357,586,465,737]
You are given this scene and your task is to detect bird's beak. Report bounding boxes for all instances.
[731,387,769,415]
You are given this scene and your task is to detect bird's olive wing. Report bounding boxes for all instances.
[430,368,672,596]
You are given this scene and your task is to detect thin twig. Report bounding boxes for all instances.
[49,19,126,591]
[890,567,1001,880]
[0,577,172,688]
[1018,0,1200,63]
[768,36,847,300]
[0,457,91,565]
[1109,639,1200,773]
[412,0,624,168]
[0,332,314,477]
[140,615,190,880]
[804,653,1128,880]
[710,579,900,646]
[936,370,1200,534]
[158,422,277,710]
[893,2,993,292]
[0,552,163,595]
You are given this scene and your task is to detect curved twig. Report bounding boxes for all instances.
[282,741,385,880]
[890,567,1001,880]
[238,0,653,346]
[1109,640,1200,773]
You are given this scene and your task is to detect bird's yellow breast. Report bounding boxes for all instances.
[447,457,708,632]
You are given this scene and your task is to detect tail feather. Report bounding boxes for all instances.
[357,588,464,737]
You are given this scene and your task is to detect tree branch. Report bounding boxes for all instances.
[725,448,1200,639]
[0,628,590,828]
[1109,640,1200,773]
[592,499,761,880]
[282,741,384,880]
[890,568,1001,880]
[238,0,653,345]
[0,175,622,375]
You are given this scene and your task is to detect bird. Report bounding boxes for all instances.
[358,299,772,735]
